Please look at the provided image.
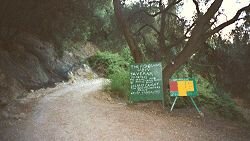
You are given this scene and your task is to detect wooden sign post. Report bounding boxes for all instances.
[130,63,164,107]
[169,78,202,114]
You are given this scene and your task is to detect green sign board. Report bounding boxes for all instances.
[130,63,164,102]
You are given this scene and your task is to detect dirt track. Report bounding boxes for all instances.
[0,78,250,141]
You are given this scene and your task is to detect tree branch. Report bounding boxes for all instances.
[153,0,182,17]
[148,0,160,5]
[206,3,250,37]
[167,12,183,21]
[209,11,223,26]
[138,32,147,48]
[184,22,196,36]
[135,24,160,35]
[202,0,223,24]
[167,37,187,49]
[192,0,201,15]
[128,0,182,19]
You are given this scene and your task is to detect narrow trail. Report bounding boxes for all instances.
[0,78,249,141]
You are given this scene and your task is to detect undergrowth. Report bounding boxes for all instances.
[89,48,132,98]
[196,75,245,121]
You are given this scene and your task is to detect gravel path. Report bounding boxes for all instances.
[0,78,249,141]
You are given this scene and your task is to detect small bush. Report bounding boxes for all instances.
[88,48,133,99]
[120,47,134,64]
[88,51,129,77]
[86,72,95,80]
[109,69,130,99]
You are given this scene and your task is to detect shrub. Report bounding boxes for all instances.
[88,51,129,77]
[196,75,245,121]
[120,47,134,64]
[88,48,133,99]
[109,69,130,99]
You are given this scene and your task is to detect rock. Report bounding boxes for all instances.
[0,70,7,87]
[199,112,205,117]
[68,71,74,79]
[19,113,26,119]
[84,64,94,73]
[0,72,5,80]
[1,111,9,119]
[0,45,50,88]
[68,52,73,57]
[0,98,8,106]
[82,42,99,58]
[18,100,26,105]
[0,70,25,106]
[13,115,19,120]
[12,113,26,120]
[76,68,84,76]
[107,96,112,102]
[0,32,98,106]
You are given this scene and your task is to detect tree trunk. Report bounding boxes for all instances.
[162,39,203,93]
[158,1,168,61]
[113,0,143,63]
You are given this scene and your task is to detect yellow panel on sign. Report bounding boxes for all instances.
[177,80,195,96]
[185,81,194,91]
[177,81,187,96]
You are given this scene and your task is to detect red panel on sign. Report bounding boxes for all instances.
[169,81,178,91]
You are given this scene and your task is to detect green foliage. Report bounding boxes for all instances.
[109,69,130,98]
[0,0,118,56]
[197,75,244,121]
[121,0,185,61]
[89,48,133,99]
[86,72,95,80]
[190,33,250,100]
[120,47,134,64]
[89,50,130,77]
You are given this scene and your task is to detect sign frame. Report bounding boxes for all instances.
[169,78,202,114]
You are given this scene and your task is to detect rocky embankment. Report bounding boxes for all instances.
[0,33,98,108]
